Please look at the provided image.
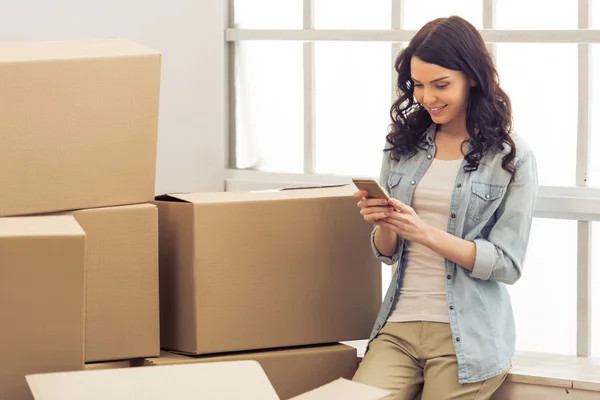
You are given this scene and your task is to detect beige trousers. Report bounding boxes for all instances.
[353,322,509,400]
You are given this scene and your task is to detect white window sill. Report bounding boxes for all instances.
[340,340,600,393]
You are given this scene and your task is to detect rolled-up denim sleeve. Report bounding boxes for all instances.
[371,226,400,265]
[471,150,538,284]
[370,145,400,265]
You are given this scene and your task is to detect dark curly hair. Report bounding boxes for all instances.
[387,16,516,179]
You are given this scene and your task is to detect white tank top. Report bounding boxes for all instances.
[387,157,463,324]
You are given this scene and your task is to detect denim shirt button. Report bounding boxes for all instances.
[449,305,454,310]
[456,337,461,342]
[451,213,456,218]
[427,154,432,160]
[410,180,416,185]
[447,274,452,280]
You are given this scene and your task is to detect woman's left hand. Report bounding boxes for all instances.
[379,198,432,246]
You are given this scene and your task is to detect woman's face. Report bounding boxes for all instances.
[410,56,472,127]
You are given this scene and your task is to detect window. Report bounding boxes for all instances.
[402,0,482,29]
[314,0,390,29]
[496,0,577,29]
[593,2,600,186]
[592,45,600,186]
[233,0,302,28]
[234,41,304,173]
[593,222,600,357]
[314,42,390,177]
[227,1,600,357]
[495,44,578,186]
[509,219,577,355]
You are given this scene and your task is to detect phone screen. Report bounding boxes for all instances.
[352,179,390,200]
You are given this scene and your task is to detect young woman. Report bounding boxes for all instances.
[352,16,538,400]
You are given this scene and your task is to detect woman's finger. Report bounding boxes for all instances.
[365,212,390,222]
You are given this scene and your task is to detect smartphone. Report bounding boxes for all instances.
[352,178,391,200]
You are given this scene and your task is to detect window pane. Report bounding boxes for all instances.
[315,0,390,29]
[591,45,600,187]
[314,42,391,177]
[496,44,578,186]
[593,222,600,357]
[382,264,392,302]
[235,42,304,173]
[592,0,600,28]
[402,0,483,30]
[496,0,577,29]
[233,0,302,28]
[509,219,577,355]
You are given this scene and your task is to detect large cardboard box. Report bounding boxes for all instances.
[26,360,391,399]
[0,38,161,217]
[65,204,160,362]
[0,216,86,400]
[144,344,358,399]
[154,185,382,355]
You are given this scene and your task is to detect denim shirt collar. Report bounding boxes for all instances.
[425,123,436,145]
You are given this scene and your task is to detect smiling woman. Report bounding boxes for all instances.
[352,16,538,400]
[410,61,468,128]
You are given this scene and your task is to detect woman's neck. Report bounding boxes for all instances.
[438,114,468,139]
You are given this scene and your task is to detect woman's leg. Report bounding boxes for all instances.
[353,322,425,400]
[420,322,510,400]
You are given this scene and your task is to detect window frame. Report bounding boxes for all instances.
[226,0,599,357]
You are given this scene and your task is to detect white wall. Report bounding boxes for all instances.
[0,0,226,194]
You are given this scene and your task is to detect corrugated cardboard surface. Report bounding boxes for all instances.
[0,216,86,400]
[68,204,159,362]
[155,185,382,355]
[27,360,390,400]
[83,361,131,371]
[27,360,281,400]
[145,344,359,400]
[0,38,161,217]
[291,379,390,400]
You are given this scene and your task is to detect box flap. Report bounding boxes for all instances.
[154,193,199,203]
[27,360,280,400]
[155,185,356,205]
[0,38,159,63]
[144,350,191,365]
[0,215,84,237]
[289,378,391,400]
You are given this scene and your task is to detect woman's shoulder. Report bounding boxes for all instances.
[500,133,535,168]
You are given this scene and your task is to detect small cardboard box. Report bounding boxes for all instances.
[26,360,391,399]
[154,185,382,355]
[66,204,160,362]
[0,38,161,217]
[144,344,358,399]
[0,216,86,400]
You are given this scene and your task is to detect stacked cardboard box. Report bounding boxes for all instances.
[0,38,162,400]
[0,38,383,400]
[148,186,382,398]
[26,359,392,399]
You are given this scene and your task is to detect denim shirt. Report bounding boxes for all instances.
[368,124,538,384]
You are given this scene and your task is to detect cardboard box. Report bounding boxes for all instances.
[0,216,86,400]
[144,344,358,399]
[0,38,161,217]
[154,185,382,355]
[83,361,131,371]
[26,360,391,399]
[66,204,160,362]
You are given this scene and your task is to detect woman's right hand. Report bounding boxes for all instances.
[353,190,394,225]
